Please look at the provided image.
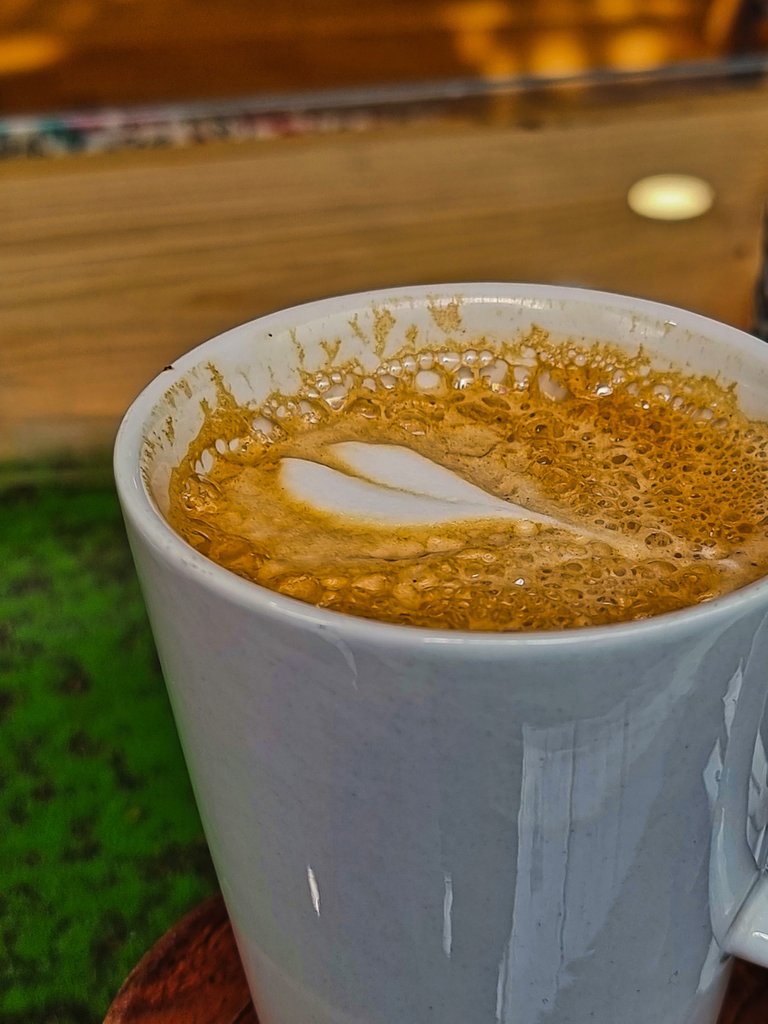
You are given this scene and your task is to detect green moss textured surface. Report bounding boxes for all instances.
[0,478,217,1023]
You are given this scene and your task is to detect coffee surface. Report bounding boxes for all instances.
[166,333,768,630]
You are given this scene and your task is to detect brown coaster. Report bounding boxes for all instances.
[104,893,768,1023]
[103,894,257,1024]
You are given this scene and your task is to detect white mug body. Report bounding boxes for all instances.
[115,285,768,1024]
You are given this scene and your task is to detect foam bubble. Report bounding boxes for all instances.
[415,369,441,391]
[453,367,474,389]
[322,384,348,410]
[252,415,276,437]
[512,365,531,389]
[480,359,508,385]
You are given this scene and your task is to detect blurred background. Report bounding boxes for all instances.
[1,0,768,111]
[2,3,768,1022]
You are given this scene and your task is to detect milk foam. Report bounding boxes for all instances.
[282,444,563,526]
[280,443,646,557]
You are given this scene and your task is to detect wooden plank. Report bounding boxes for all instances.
[2,86,767,459]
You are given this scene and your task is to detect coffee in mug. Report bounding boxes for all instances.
[165,332,768,630]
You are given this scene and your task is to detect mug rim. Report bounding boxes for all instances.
[113,281,768,651]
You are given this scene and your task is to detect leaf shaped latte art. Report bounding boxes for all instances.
[279,443,637,551]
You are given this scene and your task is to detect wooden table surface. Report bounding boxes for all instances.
[103,892,768,1024]
[3,79,768,462]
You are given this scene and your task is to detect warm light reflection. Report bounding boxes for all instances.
[0,33,67,75]
[627,174,715,221]
[606,27,670,69]
[441,0,509,31]
[441,0,520,78]
[529,30,589,76]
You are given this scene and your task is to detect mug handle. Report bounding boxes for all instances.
[714,656,768,966]
[724,878,768,964]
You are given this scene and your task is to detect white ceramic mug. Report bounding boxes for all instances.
[115,285,768,1024]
